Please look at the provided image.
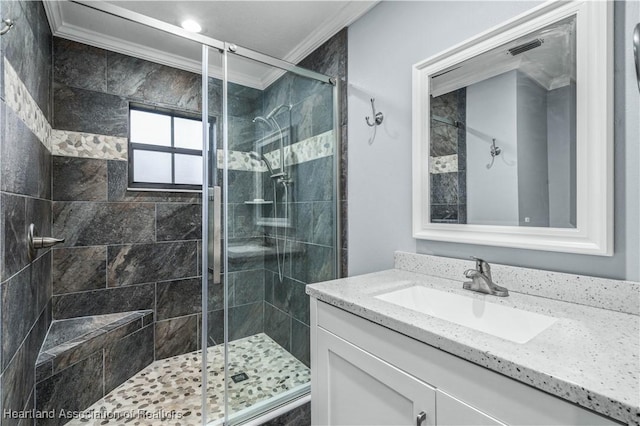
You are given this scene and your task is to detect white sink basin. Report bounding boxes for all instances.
[375,286,556,344]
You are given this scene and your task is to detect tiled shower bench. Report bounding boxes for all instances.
[34,310,154,425]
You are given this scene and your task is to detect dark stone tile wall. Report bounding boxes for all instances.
[299,28,348,278]
[51,38,213,362]
[36,352,103,426]
[256,30,347,368]
[52,38,205,137]
[53,37,270,359]
[430,88,467,223]
[0,1,53,423]
[51,156,202,359]
[51,38,260,141]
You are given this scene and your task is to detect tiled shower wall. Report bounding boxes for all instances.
[50,38,207,360]
[50,38,267,359]
[430,88,467,223]
[299,28,348,278]
[261,29,348,367]
[0,0,53,423]
[221,83,267,345]
[48,29,347,369]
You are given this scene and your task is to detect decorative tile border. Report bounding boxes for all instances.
[430,154,458,174]
[219,150,267,172]
[3,57,52,151]
[51,129,128,161]
[218,130,334,172]
[49,121,334,170]
[281,129,334,167]
[4,56,334,170]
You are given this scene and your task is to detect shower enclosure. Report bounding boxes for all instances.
[201,45,340,424]
[32,3,340,425]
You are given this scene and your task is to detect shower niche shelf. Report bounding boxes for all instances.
[244,199,273,205]
[228,240,303,262]
[256,217,292,228]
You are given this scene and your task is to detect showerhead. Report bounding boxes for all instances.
[252,116,273,129]
[249,151,276,176]
[265,104,292,120]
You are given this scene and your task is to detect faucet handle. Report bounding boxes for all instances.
[470,256,492,277]
[470,256,485,270]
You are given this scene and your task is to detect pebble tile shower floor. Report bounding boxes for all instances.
[66,333,310,426]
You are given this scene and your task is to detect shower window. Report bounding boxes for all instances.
[128,106,214,190]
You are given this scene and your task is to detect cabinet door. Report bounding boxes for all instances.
[314,327,436,426]
[437,390,506,426]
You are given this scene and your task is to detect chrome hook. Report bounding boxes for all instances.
[486,138,502,169]
[0,19,15,36]
[365,98,383,127]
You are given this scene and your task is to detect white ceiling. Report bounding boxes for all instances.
[44,0,377,89]
[432,16,576,97]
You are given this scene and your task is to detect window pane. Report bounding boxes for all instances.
[174,117,202,150]
[133,150,172,183]
[130,110,171,146]
[175,154,202,185]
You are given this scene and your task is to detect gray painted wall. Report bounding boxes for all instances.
[547,83,577,228]
[466,71,519,226]
[348,1,639,281]
[516,72,549,227]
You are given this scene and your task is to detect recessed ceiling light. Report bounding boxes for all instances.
[181,20,202,33]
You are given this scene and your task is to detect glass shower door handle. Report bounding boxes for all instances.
[212,185,221,284]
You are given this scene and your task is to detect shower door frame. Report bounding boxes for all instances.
[204,42,342,425]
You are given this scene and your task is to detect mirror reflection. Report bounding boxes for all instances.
[429,16,577,228]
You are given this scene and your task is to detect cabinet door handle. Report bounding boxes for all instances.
[416,411,427,426]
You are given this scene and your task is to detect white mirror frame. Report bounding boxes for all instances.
[412,0,613,256]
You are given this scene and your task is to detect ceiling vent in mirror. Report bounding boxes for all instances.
[508,39,543,56]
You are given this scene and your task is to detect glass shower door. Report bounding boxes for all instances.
[203,44,340,425]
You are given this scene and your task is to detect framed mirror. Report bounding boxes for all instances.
[412,0,613,255]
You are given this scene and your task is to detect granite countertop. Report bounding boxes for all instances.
[307,269,640,426]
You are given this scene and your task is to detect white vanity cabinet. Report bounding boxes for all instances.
[311,299,621,426]
[436,391,505,426]
[316,327,436,425]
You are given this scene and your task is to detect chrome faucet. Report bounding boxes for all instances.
[463,257,509,297]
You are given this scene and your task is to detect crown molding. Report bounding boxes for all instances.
[44,1,378,91]
[54,21,264,90]
[286,1,376,66]
[260,1,377,88]
[42,0,64,33]
[45,1,265,89]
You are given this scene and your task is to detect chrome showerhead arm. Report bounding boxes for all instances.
[248,151,276,176]
[266,104,292,120]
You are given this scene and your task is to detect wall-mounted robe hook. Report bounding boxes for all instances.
[0,19,15,36]
[486,138,502,169]
[365,98,383,127]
